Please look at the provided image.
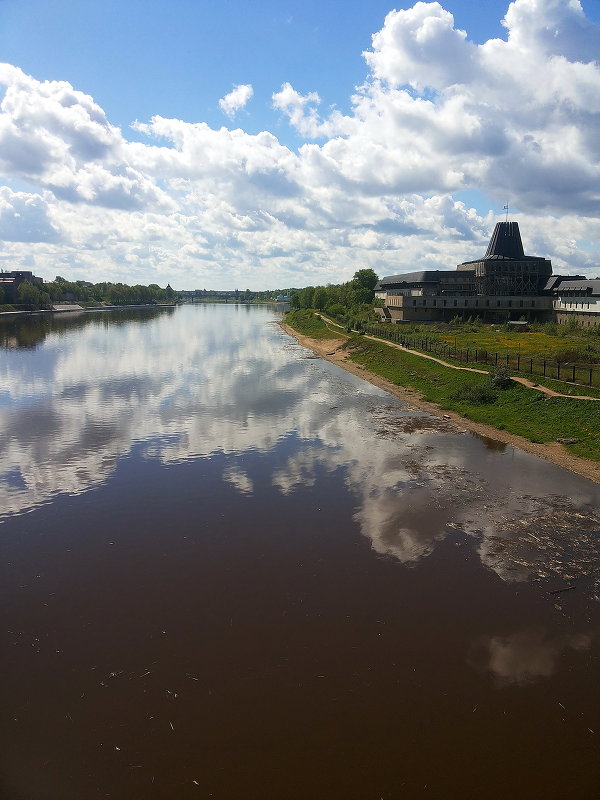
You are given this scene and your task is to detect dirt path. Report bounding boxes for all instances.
[281,321,600,486]
[317,317,600,402]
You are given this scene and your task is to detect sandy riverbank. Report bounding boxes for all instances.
[281,321,600,486]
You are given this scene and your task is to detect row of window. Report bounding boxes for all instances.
[411,298,537,308]
[475,262,543,274]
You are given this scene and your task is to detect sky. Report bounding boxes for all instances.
[0,0,599,290]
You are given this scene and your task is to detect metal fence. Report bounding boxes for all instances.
[362,324,600,390]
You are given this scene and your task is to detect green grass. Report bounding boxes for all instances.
[345,336,600,461]
[404,324,600,362]
[395,347,600,398]
[285,309,346,340]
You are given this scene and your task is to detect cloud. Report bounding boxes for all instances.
[0,63,174,211]
[0,187,61,243]
[218,84,253,119]
[0,0,599,286]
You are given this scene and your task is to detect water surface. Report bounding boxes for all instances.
[1,305,598,799]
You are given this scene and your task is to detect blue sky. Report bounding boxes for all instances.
[0,0,599,288]
[0,0,511,139]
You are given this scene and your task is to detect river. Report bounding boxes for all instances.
[1,304,598,799]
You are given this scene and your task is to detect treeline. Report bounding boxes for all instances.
[290,269,379,321]
[185,288,294,302]
[8,277,177,310]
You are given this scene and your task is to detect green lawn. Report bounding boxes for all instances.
[285,309,345,340]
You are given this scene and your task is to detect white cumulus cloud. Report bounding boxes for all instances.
[0,0,599,286]
[218,84,254,119]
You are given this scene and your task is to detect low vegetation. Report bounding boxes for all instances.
[285,309,345,340]
[395,318,600,363]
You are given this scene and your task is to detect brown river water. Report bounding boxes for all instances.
[0,304,598,799]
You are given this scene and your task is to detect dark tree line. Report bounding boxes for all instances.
[11,277,177,309]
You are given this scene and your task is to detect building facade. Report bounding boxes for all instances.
[375,222,599,327]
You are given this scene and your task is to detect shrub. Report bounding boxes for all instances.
[488,364,512,390]
[452,383,498,405]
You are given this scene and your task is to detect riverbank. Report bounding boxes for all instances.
[281,317,600,485]
[0,303,176,317]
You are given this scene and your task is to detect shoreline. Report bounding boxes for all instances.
[0,303,176,317]
[281,321,600,486]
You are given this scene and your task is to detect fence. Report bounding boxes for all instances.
[361,323,600,390]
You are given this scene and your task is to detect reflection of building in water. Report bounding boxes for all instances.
[375,221,600,327]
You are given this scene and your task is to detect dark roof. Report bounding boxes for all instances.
[485,221,525,259]
[460,222,550,265]
[553,279,600,296]
[375,270,474,290]
[543,275,586,292]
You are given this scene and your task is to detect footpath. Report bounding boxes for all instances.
[319,316,600,402]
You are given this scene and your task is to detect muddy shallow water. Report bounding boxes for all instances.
[1,305,598,799]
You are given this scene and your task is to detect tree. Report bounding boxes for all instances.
[349,268,378,305]
[39,291,52,309]
[351,268,378,291]
[298,286,314,308]
[17,281,41,307]
[313,287,327,310]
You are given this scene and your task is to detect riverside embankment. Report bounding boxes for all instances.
[282,311,600,484]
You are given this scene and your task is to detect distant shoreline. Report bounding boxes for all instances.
[0,303,176,317]
[281,320,600,486]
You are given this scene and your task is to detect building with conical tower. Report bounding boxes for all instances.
[374,221,599,326]
[456,221,552,296]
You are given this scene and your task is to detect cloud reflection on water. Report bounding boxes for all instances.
[471,628,592,686]
[1,306,599,597]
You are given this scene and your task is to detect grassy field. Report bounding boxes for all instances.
[284,311,600,462]
[395,322,600,362]
[285,309,345,340]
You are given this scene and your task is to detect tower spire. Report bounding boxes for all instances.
[503,203,509,222]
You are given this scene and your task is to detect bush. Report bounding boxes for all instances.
[488,364,512,390]
[326,303,346,319]
[452,383,498,405]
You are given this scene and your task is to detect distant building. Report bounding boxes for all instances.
[375,222,599,327]
[0,270,44,303]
